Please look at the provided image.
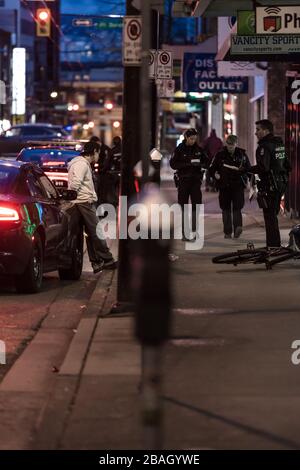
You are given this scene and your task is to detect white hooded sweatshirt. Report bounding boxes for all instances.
[68,156,97,203]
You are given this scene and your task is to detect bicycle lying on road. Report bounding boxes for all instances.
[212,225,300,270]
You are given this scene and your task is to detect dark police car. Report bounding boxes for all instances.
[0,160,84,293]
[17,143,99,192]
[17,145,81,188]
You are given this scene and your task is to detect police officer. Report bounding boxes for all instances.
[170,128,209,241]
[250,119,290,248]
[89,135,112,204]
[103,136,122,206]
[209,134,251,239]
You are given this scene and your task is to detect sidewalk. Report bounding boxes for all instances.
[3,191,300,450]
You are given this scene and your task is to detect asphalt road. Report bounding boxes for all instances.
[0,254,97,381]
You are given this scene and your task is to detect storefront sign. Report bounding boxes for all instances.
[0,80,6,105]
[12,48,26,115]
[182,53,248,93]
[218,60,266,77]
[256,6,300,34]
[237,10,255,35]
[231,34,300,55]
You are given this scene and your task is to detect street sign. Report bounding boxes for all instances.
[231,34,300,55]
[72,18,93,27]
[182,53,248,93]
[149,49,156,79]
[256,6,300,34]
[164,79,175,97]
[123,16,142,66]
[156,50,173,79]
[156,78,175,98]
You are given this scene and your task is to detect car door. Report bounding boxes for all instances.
[26,169,63,267]
[37,172,68,246]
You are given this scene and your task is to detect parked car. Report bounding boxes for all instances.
[0,124,69,158]
[0,159,84,293]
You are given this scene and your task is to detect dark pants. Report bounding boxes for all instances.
[97,172,108,205]
[178,177,202,235]
[205,169,216,191]
[263,192,282,247]
[106,173,120,207]
[76,203,113,264]
[219,186,244,235]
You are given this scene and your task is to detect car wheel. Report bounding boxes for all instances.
[15,233,43,294]
[58,230,83,281]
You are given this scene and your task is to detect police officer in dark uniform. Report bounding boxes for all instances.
[209,134,251,239]
[170,128,209,241]
[103,136,122,206]
[250,119,290,248]
[89,135,112,204]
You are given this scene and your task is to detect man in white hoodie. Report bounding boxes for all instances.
[68,141,117,273]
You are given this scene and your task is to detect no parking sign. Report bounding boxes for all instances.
[157,50,173,79]
[123,16,142,66]
[149,49,156,79]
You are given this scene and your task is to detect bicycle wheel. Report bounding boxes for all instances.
[212,249,266,265]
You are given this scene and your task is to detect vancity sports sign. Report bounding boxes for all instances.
[256,5,300,34]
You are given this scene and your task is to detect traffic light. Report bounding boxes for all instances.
[36,8,51,37]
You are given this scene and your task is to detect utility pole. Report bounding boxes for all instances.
[114,0,162,311]
[140,1,151,185]
[115,0,143,309]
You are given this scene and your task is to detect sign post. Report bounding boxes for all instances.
[116,8,143,308]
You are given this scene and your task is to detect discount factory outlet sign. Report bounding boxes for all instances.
[182,53,248,93]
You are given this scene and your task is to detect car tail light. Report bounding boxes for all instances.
[43,161,65,166]
[0,206,20,221]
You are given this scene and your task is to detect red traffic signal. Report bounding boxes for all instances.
[36,8,51,37]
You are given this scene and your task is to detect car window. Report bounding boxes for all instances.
[21,127,47,136]
[14,171,31,196]
[39,175,59,200]
[26,171,46,198]
[0,166,19,193]
[5,127,21,137]
[44,128,57,136]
